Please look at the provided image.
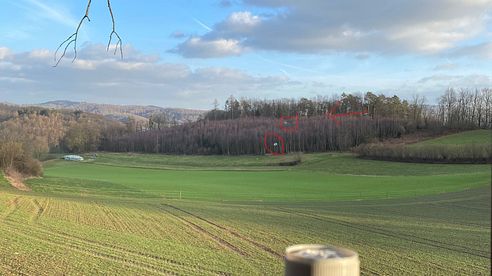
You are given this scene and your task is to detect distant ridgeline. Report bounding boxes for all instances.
[0,89,491,161]
[35,100,206,126]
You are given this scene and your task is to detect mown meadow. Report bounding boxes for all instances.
[0,132,490,275]
[415,129,491,145]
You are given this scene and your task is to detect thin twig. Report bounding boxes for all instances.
[53,0,92,67]
[106,0,123,59]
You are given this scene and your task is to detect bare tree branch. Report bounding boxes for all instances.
[54,0,92,67]
[54,0,123,67]
[106,0,123,58]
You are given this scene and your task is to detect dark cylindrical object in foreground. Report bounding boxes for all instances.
[285,244,359,276]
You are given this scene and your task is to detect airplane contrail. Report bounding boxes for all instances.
[192,17,213,31]
[279,69,290,78]
[257,55,323,74]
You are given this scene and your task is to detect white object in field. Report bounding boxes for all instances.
[64,155,84,161]
[285,244,359,276]
[274,142,279,147]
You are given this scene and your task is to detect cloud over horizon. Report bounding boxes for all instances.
[0,44,298,108]
[174,0,492,58]
[1,44,490,109]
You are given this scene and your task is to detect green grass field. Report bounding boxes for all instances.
[0,153,490,275]
[416,129,491,145]
[0,172,9,188]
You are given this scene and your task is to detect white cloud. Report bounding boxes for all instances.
[174,0,492,57]
[1,44,489,108]
[0,47,12,60]
[0,45,292,108]
[225,11,260,28]
[213,11,262,37]
[450,42,492,59]
[174,11,262,58]
[28,49,51,59]
[173,37,244,58]
[433,63,459,71]
[416,74,492,93]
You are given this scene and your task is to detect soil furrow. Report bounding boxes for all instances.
[2,221,183,276]
[5,217,231,276]
[164,204,282,258]
[277,207,489,259]
[1,196,20,220]
[160,205,249,257]
[274,208,480,274]
[30,199,44,222]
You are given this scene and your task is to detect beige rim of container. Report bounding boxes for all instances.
[285,244,360,276]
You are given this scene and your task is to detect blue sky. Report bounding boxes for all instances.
[0,0,491,109]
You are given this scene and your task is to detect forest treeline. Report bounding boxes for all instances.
[0,105,128,176]
[0,88,491,176]
[206,88,492,129]
[102,88,491,155]
[102,116,406,154]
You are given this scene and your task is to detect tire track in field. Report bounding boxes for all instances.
[2,221,181,276]
[159,205,249,257]
[5,217,231,276]
[30,198,45,222]
[1,196,20,220]
[278,206,489,265]
[434,202,490,211]
[276,207,489,259]
[274,208,484,275]
[314,193,490,209]
[96,203,131,233]
[358,205,489,229]
[360,250,454,276]
[163,204,283,259]
[328,204,489,257]
[285,207,489,273]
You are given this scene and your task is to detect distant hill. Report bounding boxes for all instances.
[35,100,207,124]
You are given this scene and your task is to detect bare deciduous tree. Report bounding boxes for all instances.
[54,0,123,66]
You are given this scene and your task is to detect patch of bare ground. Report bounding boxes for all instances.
[3,168,31,192]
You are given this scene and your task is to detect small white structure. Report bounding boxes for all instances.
[64,155,84,161]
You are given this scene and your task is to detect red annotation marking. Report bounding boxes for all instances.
[279,113,299,132]
[263,131,285,156]
[326,101,368,125]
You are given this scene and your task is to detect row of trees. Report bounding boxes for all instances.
[206,89,492,129]
[355,143,491,164]
[0,106,129,176]
[437,88,492,128]
[102,116,408,155]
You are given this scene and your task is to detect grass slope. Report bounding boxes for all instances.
[0,153,490,275]
[416,129,491,145]
[31,158,490,202]
[52,152,490,175]
[0,172,7,187]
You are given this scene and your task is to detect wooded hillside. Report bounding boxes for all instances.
[1,88,490,173]
[102,89,491,155]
